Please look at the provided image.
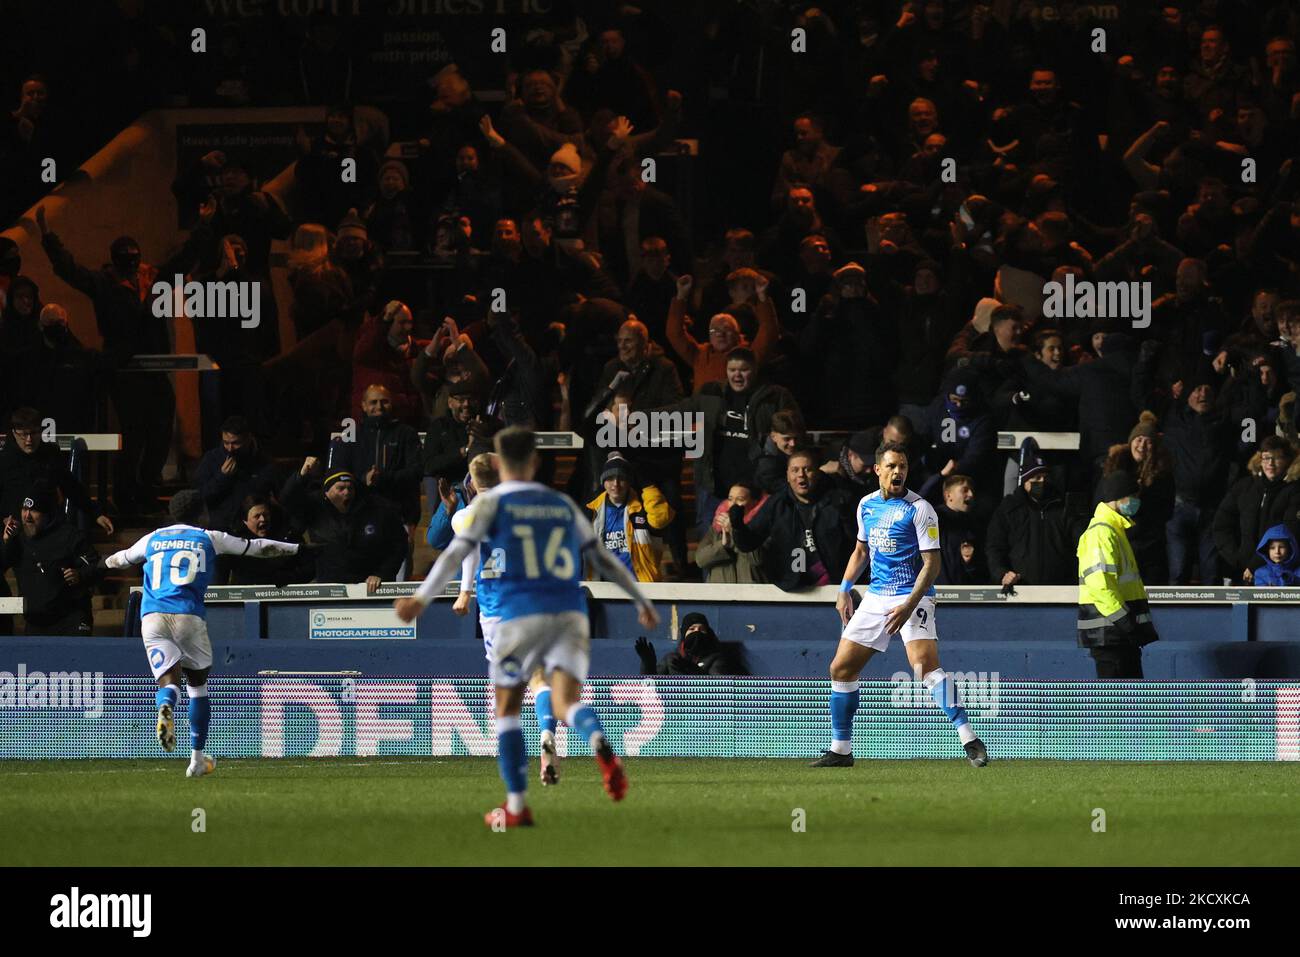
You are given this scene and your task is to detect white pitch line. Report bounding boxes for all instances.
[0,766,175,777]
[236,760,445,769]
[0,759,448,776]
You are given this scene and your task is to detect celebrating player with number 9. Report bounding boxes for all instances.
[814,442,989,769]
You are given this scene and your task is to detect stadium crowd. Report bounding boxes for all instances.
[2,1,1300,636]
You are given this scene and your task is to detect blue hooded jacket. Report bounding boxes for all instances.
[1252,524,1300,586]
[426,480,470,549]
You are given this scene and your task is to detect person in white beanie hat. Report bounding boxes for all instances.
[547,141,583,192]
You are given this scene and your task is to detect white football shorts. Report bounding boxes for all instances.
[841,591,938,652]
[489,611,590,688]
[480,613,501,662]
[141,612,213,678]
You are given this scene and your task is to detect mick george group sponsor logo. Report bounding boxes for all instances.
[50,887,151,937]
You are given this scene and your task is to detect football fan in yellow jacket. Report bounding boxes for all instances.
[1077,470,1159,678]
[586,454,675,582]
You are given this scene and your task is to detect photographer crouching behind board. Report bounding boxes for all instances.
[634,613,750,675]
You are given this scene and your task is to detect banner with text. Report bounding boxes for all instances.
[1,678,1295,761]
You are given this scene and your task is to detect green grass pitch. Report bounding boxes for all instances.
[2,757,1298,866]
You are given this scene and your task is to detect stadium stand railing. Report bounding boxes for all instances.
[0,433,124,453]
[119,354,220,372]
[156,582,1300,605]
[330,430,585,449]
[10,577,1299,685]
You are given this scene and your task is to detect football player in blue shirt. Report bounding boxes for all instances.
[396,427,660,828]
[810,442,989,768]
[450,452,565,787]
[106,490,300,777]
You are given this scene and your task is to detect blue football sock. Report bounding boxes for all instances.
[155,684,179,711]
[565,703,606,750]
[187,686,211,751]
[496,716,528,798]
[534,688,557,736]
[830,680,860,753]
[924,670,973,738]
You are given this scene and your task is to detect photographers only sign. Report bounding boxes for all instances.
[308,608,416,641]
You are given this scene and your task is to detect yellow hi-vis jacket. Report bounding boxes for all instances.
[1076,501,1156,649]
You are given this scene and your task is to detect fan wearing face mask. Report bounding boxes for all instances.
[1077,470,1160,679]
[633,613,750,676]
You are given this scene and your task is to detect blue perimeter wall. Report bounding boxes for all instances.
[4,597,1300,679]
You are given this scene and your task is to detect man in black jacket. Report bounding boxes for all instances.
[1049,332,1141,489]
[580,318,686,491]
[592,156,692,290]
[588,319,685,417]
[293,105,379,231]
[280,460,407,593]
[333,385,423,526]
[1212,435,1300,584]
[985,452,1087,587]
[888,260,967,426]
[36,206,178,512]
[799,261,899,429]
[728,447,857,591]
[752,409,809,496]
[1147,259,1228,389]
[217,495,313,587]
[936,475,991,585]
[824,427,879,500]
[998,329,1078,437]
[1,481,103,634]
[27,304,97,433]
[945,303,1027,389]
[623,237,678,349]
[171,151,291,276]
[484,309,558,431]
[422,381,487,482]
[648,348,800,534]
[917,368,997,501]
[192,415,278,534]
[0,407,112,535]
[1161,373,1234,584]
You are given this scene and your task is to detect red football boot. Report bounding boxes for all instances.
[484,803,535,828]
[594,739,628,802]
